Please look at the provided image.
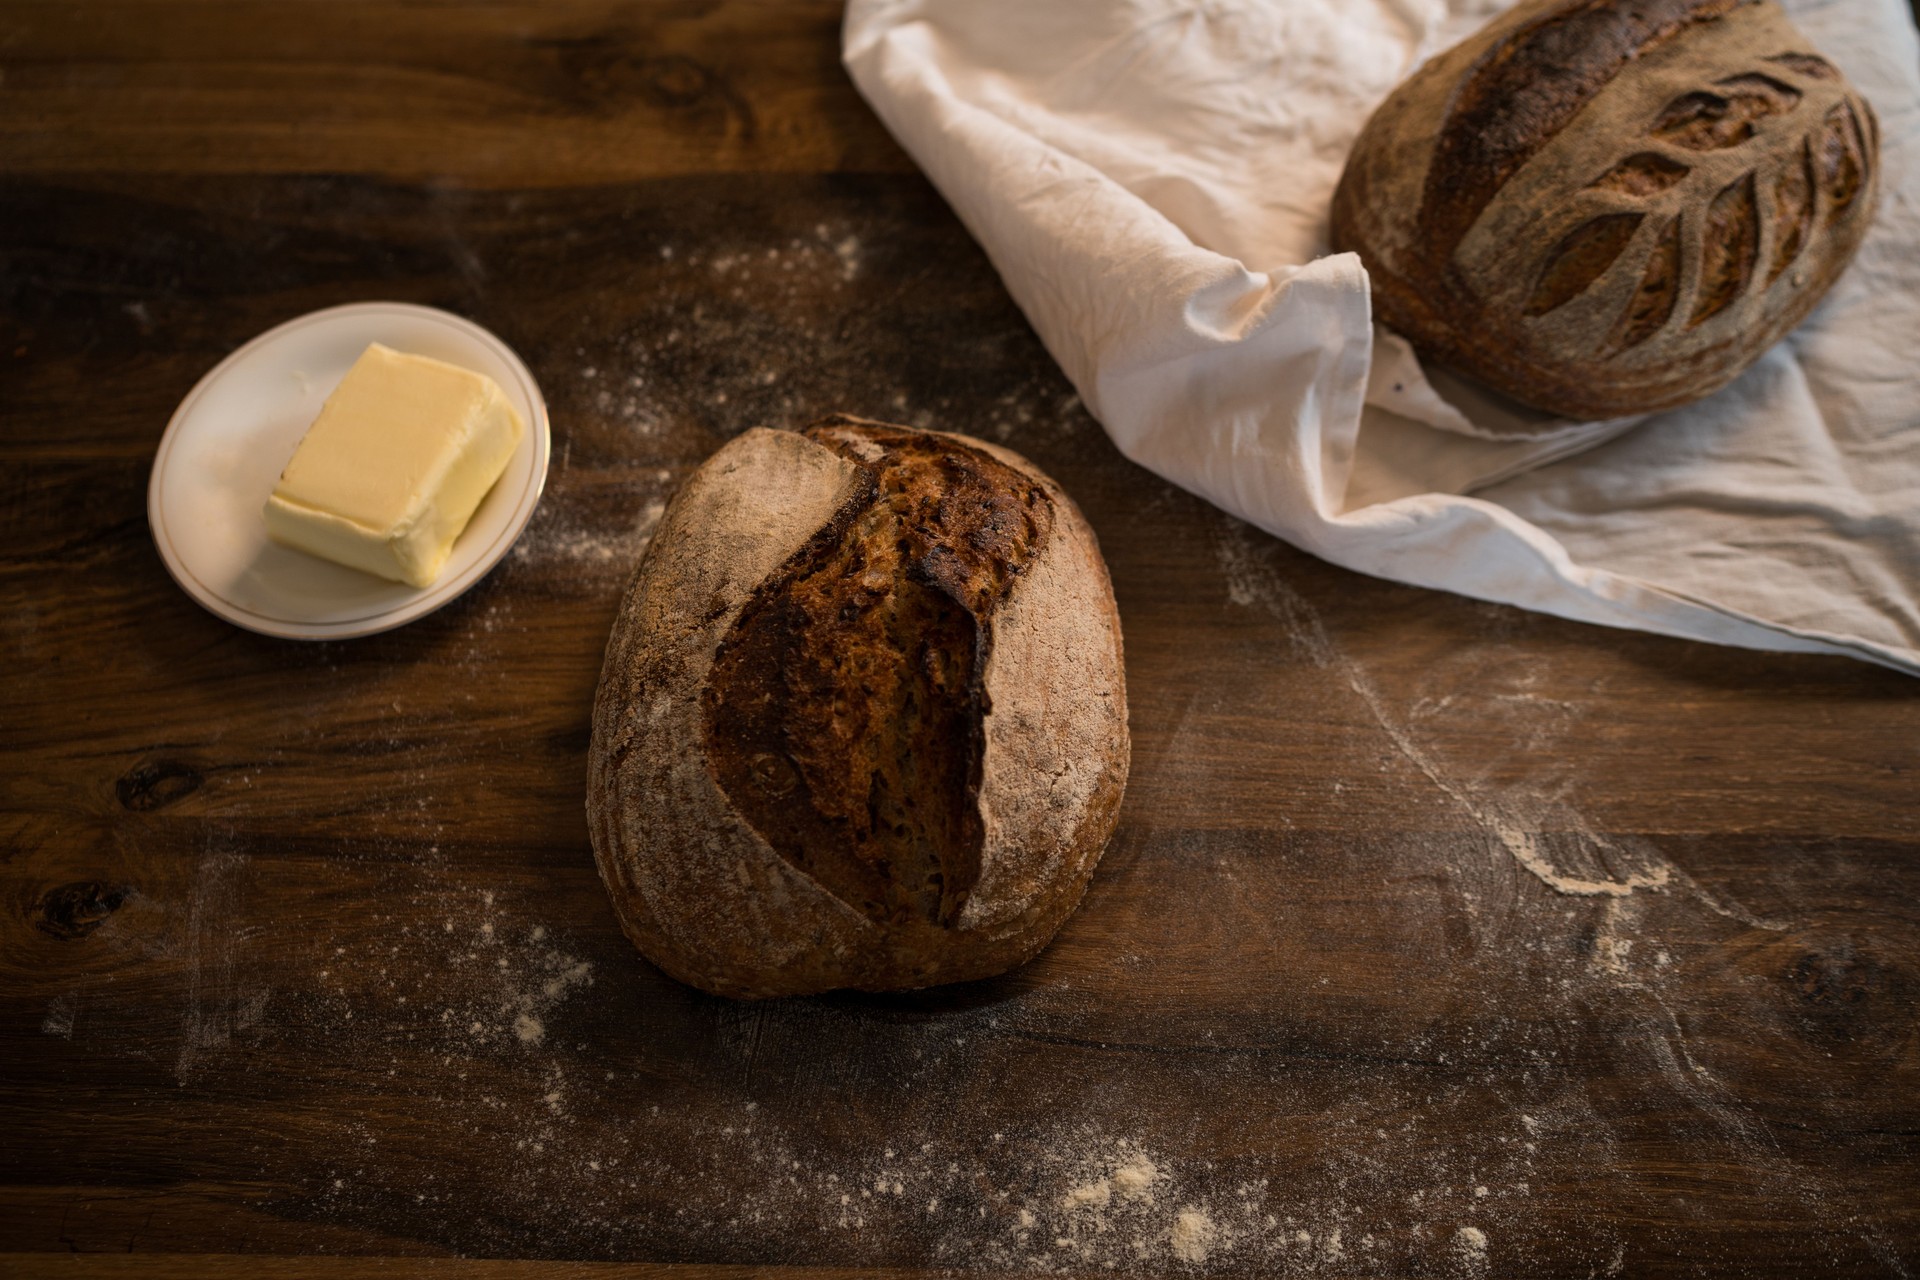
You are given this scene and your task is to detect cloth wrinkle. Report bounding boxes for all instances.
[845,0,1920,674]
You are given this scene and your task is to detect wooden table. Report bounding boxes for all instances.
[5,3,1917,1276]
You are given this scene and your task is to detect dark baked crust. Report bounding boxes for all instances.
[703,420,1057,929]
[587,418,1129,999]
[1331,0,1878,420]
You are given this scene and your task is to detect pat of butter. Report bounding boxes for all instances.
[264,343,524,588]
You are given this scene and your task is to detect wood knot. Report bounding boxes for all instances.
[34,881,130,940]
[630,55,758,140]
[638,54,717,109]
[542,37,756,138]
[115,758,203,811]
[1782,943,1908,1053]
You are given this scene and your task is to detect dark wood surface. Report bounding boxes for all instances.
[4,3,1917,1276]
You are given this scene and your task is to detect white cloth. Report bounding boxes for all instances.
[843,0,1920,674]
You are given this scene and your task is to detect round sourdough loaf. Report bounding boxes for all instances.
[1331,0,1878,420]
[587,416,1129,998]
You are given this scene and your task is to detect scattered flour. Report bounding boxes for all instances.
[273,816,1569,1276]
[1113,1154,1161,1202]
[1209,518,1679,900]
[516,497,666,569]
[1060,1178,1111,1211]
[41,993,76,1038]
[1170,1207,1219,1263]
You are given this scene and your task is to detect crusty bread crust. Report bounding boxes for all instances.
[1331,0,1878,420]
[587,418,1129,998]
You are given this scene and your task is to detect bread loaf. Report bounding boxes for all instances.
[1330,0,1878,420]
[587,417,1129,998]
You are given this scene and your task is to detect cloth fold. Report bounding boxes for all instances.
[844,0,1920,674]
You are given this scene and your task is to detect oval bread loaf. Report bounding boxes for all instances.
[587,416,1130,999]
[1331,0,1878,420]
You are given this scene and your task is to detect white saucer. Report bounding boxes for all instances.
[149,302,551,640]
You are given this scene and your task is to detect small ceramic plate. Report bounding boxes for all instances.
[149,302,550,639]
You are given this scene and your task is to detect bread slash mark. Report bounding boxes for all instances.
[702,420,1054,929]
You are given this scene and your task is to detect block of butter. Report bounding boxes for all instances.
[264,343,524,588]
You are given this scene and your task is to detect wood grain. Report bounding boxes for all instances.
[0,2,914,184]
[0,1256,908,1279]
[3,2,1919,1278]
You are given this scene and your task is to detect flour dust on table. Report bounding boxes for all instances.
[256,873,1576,1273]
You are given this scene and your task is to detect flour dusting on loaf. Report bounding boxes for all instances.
[966,435,1125,933]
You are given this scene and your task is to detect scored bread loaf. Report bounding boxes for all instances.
[1330,0,1878,420]
[587,416,1130,999]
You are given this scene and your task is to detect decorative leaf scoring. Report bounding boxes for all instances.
[1525,42,1875,351]
[1691,174,1761,327]
[1413,8,1874,371]
[1609,215,1684,351]
[1717,72,1802,101]
[1652,74,1800,150]
[1815,99,1869,226]
[1764,51,1838,79]
[1767,140,1817,284]
[1590,152,1692,196]
[1527,213,1644,317]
